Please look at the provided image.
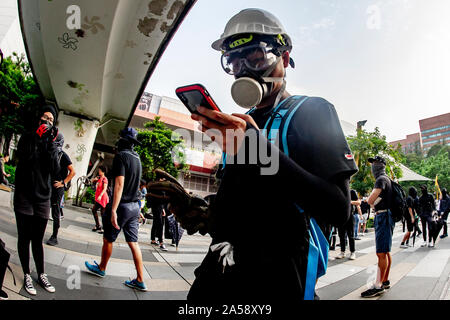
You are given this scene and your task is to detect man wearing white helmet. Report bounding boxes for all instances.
[189,8,358,301]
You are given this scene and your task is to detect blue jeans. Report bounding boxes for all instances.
[353,214,360,238]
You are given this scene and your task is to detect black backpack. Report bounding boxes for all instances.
[389,179,408,222]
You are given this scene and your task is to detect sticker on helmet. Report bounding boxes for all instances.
[229,34,253,49]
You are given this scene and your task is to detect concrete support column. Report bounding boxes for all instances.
[57,112,99,198]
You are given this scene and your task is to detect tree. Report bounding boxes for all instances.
[0,52,44,157]
[347,127,404,196]
[426,144,450,159]
[134,117,187,182]
[401,147,450,193]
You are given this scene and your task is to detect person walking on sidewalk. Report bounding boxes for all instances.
[14,105,60,296]
[359,196,370,235]
[439,188,449,239]
[91,166,109,233]
[361,156,394,298]
[85,128,147,292]
[46,133,76,246]
[150,187,168,251]
[400,187,419,248]
[418,185,436,248]
[336,189,359,260]
[0,154,11,186]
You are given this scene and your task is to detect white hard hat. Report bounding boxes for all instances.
[212,8,292,51]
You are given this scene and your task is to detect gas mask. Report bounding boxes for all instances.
[221,43,287,109]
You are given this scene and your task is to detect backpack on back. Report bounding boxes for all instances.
[389,179,407,223]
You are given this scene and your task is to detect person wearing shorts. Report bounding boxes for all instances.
[85,128,147,291]
[400,187,418,248]
[362,156,394,298]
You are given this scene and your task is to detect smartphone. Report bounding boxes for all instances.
[175,84,221,116]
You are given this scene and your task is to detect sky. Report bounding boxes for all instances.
[146,0,450,142]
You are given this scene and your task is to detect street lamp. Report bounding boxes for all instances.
[357,120,367,132]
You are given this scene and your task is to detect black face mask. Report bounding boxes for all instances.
[421,188,428,196]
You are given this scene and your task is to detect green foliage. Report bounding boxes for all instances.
[0,53,44,155]
[347,127,404,196]
[426,144,450,159]
[366,217,374,229]
[400,145,449,193]
[5,164,15,184]
[134,117,187,181]
[82,187,96,204]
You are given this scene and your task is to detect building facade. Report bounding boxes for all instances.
[390,113,450,155]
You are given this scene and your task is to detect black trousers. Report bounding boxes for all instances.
[92,202,105,228]
[442,211,449,235]
[420,214,433,242]
[338,217,355,253]
[51,187,64,237]
[0,239,10,290]
[151,210,164,243]
[15,213,48,275]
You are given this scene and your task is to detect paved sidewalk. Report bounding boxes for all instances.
[0,189,449,300]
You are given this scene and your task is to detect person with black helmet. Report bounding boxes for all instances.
[46,133,76,246]
[14,104,60,296]
[439,188,449,239]
[85,128,148,291]
[185,8,358,301]
[362,156,393,298]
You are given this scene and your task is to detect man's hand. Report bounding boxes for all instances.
[111,210,120,230]
[191,107,258,156]
[53,181,64,188]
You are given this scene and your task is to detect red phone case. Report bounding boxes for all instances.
[175,84,221,112]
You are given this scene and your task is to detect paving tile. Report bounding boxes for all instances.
[144,265,182,280]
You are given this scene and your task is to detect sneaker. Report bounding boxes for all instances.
[440,234,448,239]
[329,246,335,251]
[124,278,148,292]
[355,237,361,240]
[0,289,8,300]
[24,274,36,296]
[382,280,390,289]
[151,240,159,245]
[400,243,408,249]
[92,226,101,232]
[336,252,345,259]
[361,286,385,298]
[159,244,168,251]
[84,261,106,278]
[97,229,104,234]
[38,273,55,293]
[349,252,356,260]
[429,242,435,248]
[421,241,428,247]
[170,243,176,247]
[46,236,58,246]
[427,242,432,247]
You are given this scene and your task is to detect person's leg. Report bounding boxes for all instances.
[442,212,448,236]
[383,253,392,283]
[353,214,359,239]
[376,253,387,287]
[98,238,113,271]
[337,227,346,253]
[15,213,32,275]
[92,203,101,229]
[347,219,355,253]
[127,242,144,282]
[421,218,427,242]
[426,215,433,244]
[30,215,48,275]
[51,188,64,238]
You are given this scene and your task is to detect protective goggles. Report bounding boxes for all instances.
[221,44,280,76]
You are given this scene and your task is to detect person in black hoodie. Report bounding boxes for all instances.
[14,104,60,296]
[438,188,449,239]
[418,185,436,247]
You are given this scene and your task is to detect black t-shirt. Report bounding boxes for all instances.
[111,149,142,203]
[360,200,370,215]
[55,152,72,181]
[418,193,435,216]
[202,95,358,296]
[373,175,391,212]
[406,195,419,218]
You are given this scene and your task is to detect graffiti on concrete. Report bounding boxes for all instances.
[58,32,79,50]
[76,144,87,162]
[81,16,105,35]
[74,119,87,137]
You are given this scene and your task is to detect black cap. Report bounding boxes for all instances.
[119,127,141,145]
[41,104,58,123]
[368,156,386,165]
